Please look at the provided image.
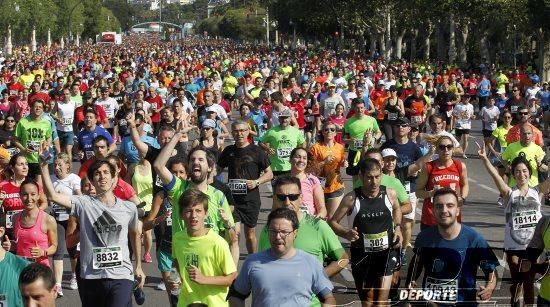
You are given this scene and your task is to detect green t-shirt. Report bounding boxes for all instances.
[166,177,234,239]
[257,213,344,307]
[14,115,53,163]
[172,230,236,307]
[0,252,29,307]
[501,141,545,187]
[353,174,409,204]
[492,125,510,150]
[259,126,305,172]
[344,116,380,151]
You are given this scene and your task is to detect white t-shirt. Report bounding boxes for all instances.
[56,101,76,132]
[51,173,81,221]
[453,103,474,130]
[96,97,119,127]
[480,106,500,131]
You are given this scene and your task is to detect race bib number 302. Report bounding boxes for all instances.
[364,231,389,252]
[92,246,122,269]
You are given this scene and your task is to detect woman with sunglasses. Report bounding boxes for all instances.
[310,122,347,218]
[0,114,17,153]
[382,85,404,141]
[478,147,549,305]
[328,103,345,144]
[416,135,469,230]
[289,147,327,218]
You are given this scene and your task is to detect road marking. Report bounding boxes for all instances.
[470,178,499,194]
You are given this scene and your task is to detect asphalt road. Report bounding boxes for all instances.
[52,119,548,306]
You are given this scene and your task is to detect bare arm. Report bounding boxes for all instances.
[126,114,149,156]
[328,192,359,241]
[129,226,145,288]
[477,142,511,196]
[459,162,469,200]
[40,162,72,209]
[44,215,58,257]
[325,252,349,278]
[313,184,327,219]
[65,217,79,248]
[143,191,167,232]
[153,129,183,185]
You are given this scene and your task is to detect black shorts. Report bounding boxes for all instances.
[454,128,470,138]
[482,129,494,138]
[79,278,133,307]
[346,149,361,176]
[351,248,400,299]
[233,200,261,228]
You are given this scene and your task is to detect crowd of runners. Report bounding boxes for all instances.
[0,34,549,306]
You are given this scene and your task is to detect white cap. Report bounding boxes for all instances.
[377,80,385,86]
[496,89,506,95]
[381,148,398,158]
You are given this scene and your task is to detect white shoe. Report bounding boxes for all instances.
[156,281,166,291]
[69,275,78,290]
[56,283,64,298]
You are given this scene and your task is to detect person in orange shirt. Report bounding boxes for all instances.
[505,105,544,146]
[309,121,348,219]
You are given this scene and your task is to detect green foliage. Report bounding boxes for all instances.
[198,7,266,40]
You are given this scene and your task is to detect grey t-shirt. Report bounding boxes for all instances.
[70,195,138,281]
[233,249,333,306]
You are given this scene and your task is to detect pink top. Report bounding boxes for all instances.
[14,210,50,266]
[113,177,136,201]
[299,174,321,215]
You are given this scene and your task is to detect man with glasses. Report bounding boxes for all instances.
[505,86,527,122]
[505,105,544,146]
[229,207,336,306]
[257,176,348,287]
[217,120,273,255]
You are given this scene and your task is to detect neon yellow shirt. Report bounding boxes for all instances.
[492,125,511,150]
[501,141,545,187]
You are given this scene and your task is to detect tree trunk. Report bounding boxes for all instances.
[539,31,550,81]
[436,19,446,61]
[458,19,469,65]
[370,30,377,58]
[423,21,433,61]
[394,28,406,60]
[358,29,366,56]
[384,9,392,60]
[448,12,457,63]
[480,29,490,63]
[379,31,386,59]
[410,28,418,61]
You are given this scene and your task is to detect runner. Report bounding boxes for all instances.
[76,110,116,163]
[452,94,475,158]
[40,158,146,307]
[329,158,403,305]
[406,188,499,305]
[289,147,327,218]
[217,120,272,255]
[19,263,58,307]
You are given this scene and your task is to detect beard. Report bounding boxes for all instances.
[190,171,208,184]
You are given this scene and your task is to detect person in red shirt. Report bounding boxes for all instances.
[146,87,164,132]
[28,81,51,105]
[7,74,25,96]
[73,91,108,130]
[286,92,306,129]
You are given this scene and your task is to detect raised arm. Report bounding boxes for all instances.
[40,161,72,209]
[126,113,149,157]
[153,124,185,185]
[476,142,511,196]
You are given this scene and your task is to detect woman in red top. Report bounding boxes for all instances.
[415,135,469,229]
[12,180,57,267]
[328,103,346,144]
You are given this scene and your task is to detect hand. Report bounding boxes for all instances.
[134,266,146,288]
[477,284,494,302]
[393,227,403,249]
[167,280,180,291]
[346,227,360,242]
[2,235,10,251]
[342,160,349,168]
[475,141,487,160]
[218,208,231,226]
[325,155,335,164]
[29,242,43,258]
[126,113,135,127]
[267,147,275,156]
[245,180,256,189]
[187,265,206,284]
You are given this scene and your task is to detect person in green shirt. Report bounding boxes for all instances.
[259,109,305,175]
[0,216,30,307]
[153,124,238,264]
[168,188,237,307]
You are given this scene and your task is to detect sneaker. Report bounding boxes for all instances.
[55,283,64,298]
[143,252,153,263]
[69,274,78,290]
[133,285,146,305]
[156,281,166,291]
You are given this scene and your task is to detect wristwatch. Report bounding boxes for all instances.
[256,180,260,187]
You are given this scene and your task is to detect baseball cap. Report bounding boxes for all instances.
[382,148,398,159]
[202,119,216,128]
[205,106,217,114]
[327,83,336,88]
[82,91,93,99]
[393,117,411,126]
[377,80,385,86]
[496,89,506,95]
[279,109,292,118]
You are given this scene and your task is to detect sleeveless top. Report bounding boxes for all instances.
[348,187,394,258]
[132,164,154,212]
[198,136,220,162]
[56,101,75,132]
[385,98,401,122]
[421,160,463,226]
[504,187,541,250]
[157,195,173,254]
[14,210,50,266]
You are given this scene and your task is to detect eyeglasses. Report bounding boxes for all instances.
[503,116,512,119]
[268,229,294,238]
[437,144,454,151]
[275,193,300,201]
[394,124,409,128]
[6,119,15,122]
[202,127,212,130]
[323,128,336,132]
[519,112,529,116]
[512,90,519,92]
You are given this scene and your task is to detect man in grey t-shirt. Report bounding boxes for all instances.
[228,208,335,306]
[41,159,145,307]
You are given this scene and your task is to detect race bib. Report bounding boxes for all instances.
[388,113,398,120]
[228,179,247,195]
[512,210,538,230]
[155,175,163,187]
[411,115,423,124]
[85,150,94,160]
[28,141,40,152]
[404,181,411,194]
[305,115,314,122]
[353,139,364,150]
[5,210,22,229]
[166,213,172,227]
[364,231,389,252]
[63,118,73,125]
[6,147,18,157]
[511,105,518,113]
[151,103,157,111]
[92,246,122,269]
[277,148,292,158]
[424,277,458,302]
[52,204,69,221]
[446,110,453,118]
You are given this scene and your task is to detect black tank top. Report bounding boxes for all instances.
[157,196,173,253]
[198,137,220,161]
[385,98,401,121]
[349,186,394,254]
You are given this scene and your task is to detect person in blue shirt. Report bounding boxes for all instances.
[249,97,268,143]
[119,113,159,169]
[406,187,499,306]
[77,109,116,162]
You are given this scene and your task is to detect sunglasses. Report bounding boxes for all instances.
[519,112,529,116]
[275,194,300,201]
[504,116,512,119]
[323,128,336,132]
[437,144,454,151]
[512,90,519,92]
[6,119,15,122]
[202,127,212,130]
[394,124,409,128]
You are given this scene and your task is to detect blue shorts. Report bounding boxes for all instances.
[58,130,75,146]
[157,249,174,273]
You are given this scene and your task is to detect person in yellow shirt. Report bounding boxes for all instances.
[169,188,237,307]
